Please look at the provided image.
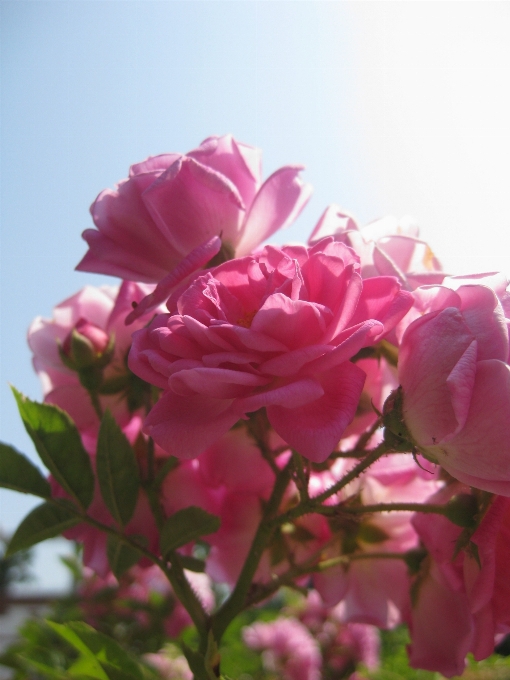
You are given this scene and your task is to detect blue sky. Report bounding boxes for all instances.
[2,1,509,591]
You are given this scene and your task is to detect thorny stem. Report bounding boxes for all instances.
[164,551,209,637]
[210,443,391,638]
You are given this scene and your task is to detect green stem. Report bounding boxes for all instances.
[341,502,450,516]
[247,412,280,475]
[211,458,293,640]
[165,551,209,636]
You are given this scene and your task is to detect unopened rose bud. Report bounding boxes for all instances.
[59,319,115,392]
[74,319,110,353]
[61,319,113,369]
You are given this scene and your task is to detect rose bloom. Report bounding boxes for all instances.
[129,238,412,462]
[76,134,311,284]
[397,282,510,495]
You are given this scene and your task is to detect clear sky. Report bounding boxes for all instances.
[1,1,509,592]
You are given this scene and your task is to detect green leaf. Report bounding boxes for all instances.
[48,621,144,680]
[106,534,143,579]
[96,411,140,527]
[0,442,51,497]
[160,506,221,557]
[12,387,94,509]
[6,502,80,556]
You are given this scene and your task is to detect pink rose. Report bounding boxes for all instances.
[129,238,412,462]
[76,135,312,286]
[309,206,444,290]
[28,281,158,444]
[397,284,510,495]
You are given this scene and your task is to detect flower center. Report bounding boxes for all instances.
[237,310,257,328]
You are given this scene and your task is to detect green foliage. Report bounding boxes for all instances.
[12,387,94,509]
[0,442,51,498]
[6,502,80,557]
[160,507,221,557]
[47,620,146,679]
[96,411,140,528]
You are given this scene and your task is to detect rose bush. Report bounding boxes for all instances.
[7,134,510,679]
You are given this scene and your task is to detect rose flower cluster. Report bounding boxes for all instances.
[7,134,510,678]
